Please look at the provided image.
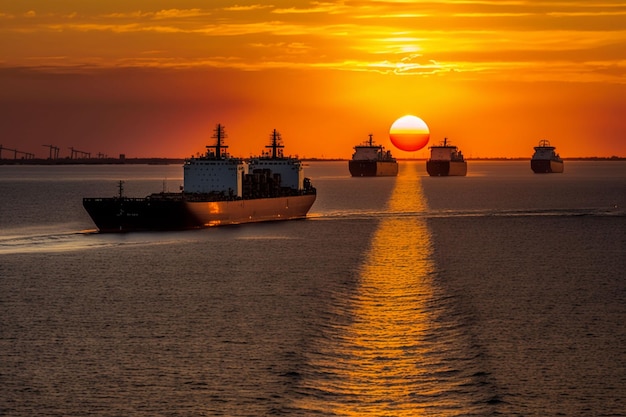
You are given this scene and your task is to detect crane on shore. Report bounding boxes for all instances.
[43,144,60,159]
[0,145,35,159]
[68,147,91,159]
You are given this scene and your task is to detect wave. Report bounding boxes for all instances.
[0,230,100,255]
[1,206,621,254]
[309,206,625,221]
[0,228,190,255]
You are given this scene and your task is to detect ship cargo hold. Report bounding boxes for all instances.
[349,134,398,177]
[83,125,316,232]
[531,139,564,173]
[426,138,467,177]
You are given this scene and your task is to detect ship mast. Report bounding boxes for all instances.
[266,129,284,159]
[206,124,229,159]
[368,133,374,146]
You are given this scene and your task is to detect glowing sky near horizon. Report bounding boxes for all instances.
[0,1,625,158]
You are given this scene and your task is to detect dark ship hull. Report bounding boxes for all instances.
[531,159,564,174]
[531,140,563,173]
[83,124,317,233]
[83,193,317,232]
[349,160,398,177]
[426,160,467,176]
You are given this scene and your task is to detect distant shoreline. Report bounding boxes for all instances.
[308,157,626,161]
[0,156,624,165]
[0,157,186,165]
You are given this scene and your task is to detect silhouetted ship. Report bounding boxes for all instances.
[426,138,467,176]
[348,134,398,177]
[83,125,316,232]
[531,139,563,173]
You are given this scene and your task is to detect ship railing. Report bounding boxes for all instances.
[83,196,148,202]
[182,191,238,202]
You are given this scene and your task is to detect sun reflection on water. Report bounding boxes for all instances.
[297,162,480,416]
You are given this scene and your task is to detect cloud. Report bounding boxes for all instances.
[1,1,625,83]
[223,4,273,12]
[103,9,208,20]
[153,9,206,19]
[273,1,347,15]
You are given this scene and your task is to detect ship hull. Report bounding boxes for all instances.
[83,194,316,232]
[531,159,564,173]
[186,194,317,227]
[349,160,398,177]
[426,160,467,176]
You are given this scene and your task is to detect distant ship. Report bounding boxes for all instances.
[83,124,317,232]
[531,139,564,173]
[348,134,398,177]
[426,138,467,176]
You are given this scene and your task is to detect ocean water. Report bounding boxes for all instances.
[1,161,625,416]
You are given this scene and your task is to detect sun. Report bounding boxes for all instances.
[389,115,430,152]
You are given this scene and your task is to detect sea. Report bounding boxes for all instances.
[1,160,625,417]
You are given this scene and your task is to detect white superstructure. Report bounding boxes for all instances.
[183,158,245,197]
[247,129,305,190]
[351,135,395,162]
[532,139,561,161]
[183,124,245,197]
[183,125,308,195]
[353,146,381,160]
[429,138,464,161]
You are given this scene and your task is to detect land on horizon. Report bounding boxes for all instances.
[1,156,624,166]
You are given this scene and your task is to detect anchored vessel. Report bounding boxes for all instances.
[348,134,398,177]
[531,139,563,173]
[83,125,317,232]
[426,138,467,176]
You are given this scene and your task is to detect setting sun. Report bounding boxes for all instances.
[389,115,430,152]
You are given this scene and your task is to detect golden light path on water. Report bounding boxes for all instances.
[297,162,479,416]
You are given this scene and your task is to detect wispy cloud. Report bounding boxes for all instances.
[272,1,347,15]
[102,9,209,20]
[1,1,625,82]
[223,4,273,12]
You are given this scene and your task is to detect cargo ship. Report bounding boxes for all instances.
[531,139,563,173]
[83,125,316,232]
[348,134,398,177]
[426,138,467,176]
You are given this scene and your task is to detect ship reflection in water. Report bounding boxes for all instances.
[297,162,488,415]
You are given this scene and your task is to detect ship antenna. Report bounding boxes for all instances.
[368,133,373,146]
[207,124,229,159]
[266,129,284,159]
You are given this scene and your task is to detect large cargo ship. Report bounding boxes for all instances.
[83,125,316,232]
[426,138,467,176]
[531,139,563,173]
[348,134,398,177]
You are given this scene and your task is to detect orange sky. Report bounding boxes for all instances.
[1,1,625,159]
